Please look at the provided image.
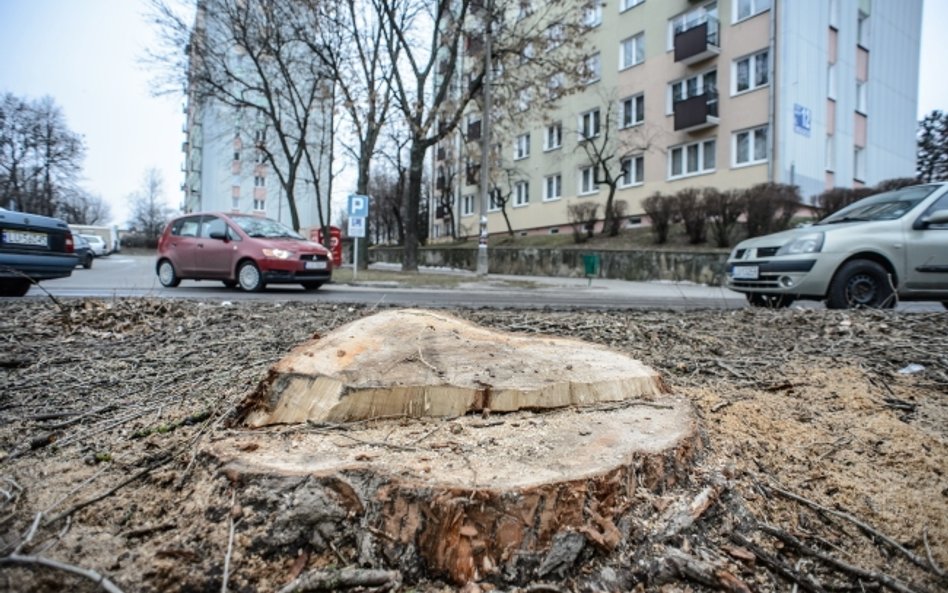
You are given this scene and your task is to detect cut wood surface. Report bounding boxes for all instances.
[238,309,668,426]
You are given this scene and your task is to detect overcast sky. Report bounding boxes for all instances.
[1,0,946,227]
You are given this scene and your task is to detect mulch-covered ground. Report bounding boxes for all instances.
[0,298,945,592]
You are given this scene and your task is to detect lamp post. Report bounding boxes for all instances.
[475,0,494,277]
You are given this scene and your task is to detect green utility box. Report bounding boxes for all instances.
[581,253,601,285]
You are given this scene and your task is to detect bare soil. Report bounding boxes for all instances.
[0,299,945,593]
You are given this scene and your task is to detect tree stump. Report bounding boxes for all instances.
[216,310,701,585]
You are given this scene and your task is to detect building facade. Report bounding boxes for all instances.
[181,3,333,237]
[430,0,922,240]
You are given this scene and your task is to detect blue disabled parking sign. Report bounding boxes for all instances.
[348,194,370,218]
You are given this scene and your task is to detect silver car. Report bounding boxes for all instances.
[727,183,948,309]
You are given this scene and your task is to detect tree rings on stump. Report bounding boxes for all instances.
[217,309,701,585]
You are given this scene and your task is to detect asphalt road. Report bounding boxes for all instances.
[16,254,945,312]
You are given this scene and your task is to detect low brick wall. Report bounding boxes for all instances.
[369,246,730,286]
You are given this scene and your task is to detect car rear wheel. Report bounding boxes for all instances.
[238,261,265,292]
[157,260,181,287]
[301,281,323,291]
[826,259,895,309]
[82,254,93,269]
[746,292,794,308]
[0,279,32,297]
[222,280,238,289]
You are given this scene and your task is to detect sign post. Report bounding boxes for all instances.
[347,194,370,280]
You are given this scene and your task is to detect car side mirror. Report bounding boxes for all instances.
[209,231,228,241]
[916,209,948,230]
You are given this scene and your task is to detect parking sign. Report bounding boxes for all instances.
[348,194,369,218]
[348,216,366,238]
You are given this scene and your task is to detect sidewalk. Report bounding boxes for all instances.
[362,262,744,303]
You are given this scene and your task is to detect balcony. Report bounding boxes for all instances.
[673,91,719,132]
[674,17,720,65]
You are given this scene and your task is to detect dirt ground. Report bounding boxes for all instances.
[0,298,945,593]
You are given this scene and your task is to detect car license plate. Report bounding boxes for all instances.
[732,265,759,280]
[2,230,48,247]
[304,261,327,270]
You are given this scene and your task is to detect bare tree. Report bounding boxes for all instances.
[128,169,175,245]
[149,0,335,232]
[58,189,112,225]
[0,93,85,216]
[573,93,657,237]
[373,0,590,270]
[917,110,948,182]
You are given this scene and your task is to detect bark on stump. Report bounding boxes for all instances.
[219,309,701,585]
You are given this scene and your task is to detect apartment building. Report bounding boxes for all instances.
[430,0,922,240]
[181,4,333,236]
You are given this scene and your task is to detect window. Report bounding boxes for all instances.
[733,125,768,166]
[857,11,869,47]
[546,22,564,51]
[579,108,601,139]
[547,72,565,99]
[233,151,240,161]
[620,33,645,69]
[669,139,716,178]
[488,190,502,212]
[584,52,601,84]
[545,122,562,150]
[829,0,839,28]
[856,81,868,114]
[254,175,266,187]
[255,151,266,164]
[584,2,602,27]
[670,70,717,111]
[579,166,599,194]
[734,0,770,22]
[252,199,265,211]
[514,181,530,206]
[621,0,644,12]
[619,155,645,187]
[544,174,562,201]
[669,3,717,49]
[232,196,240,210]
[825,135,835,172]
[621,94,644,128]
[827,63,837,100]
[734,50,768,94]
[515,133,531,160]
[461,194,475,216]
[517,87,533,112]
[854,147,866,182]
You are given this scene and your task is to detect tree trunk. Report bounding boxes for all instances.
[401,143,427,271]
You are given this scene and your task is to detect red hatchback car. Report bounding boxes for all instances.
[156,212,332,291]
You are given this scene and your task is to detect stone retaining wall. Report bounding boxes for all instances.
[369,246,730,285]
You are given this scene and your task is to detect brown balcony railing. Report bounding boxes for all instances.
[673,90,719,131]
[674,17,720,65]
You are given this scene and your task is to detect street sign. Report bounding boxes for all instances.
[348,194,370,218]
[348,216,366,238]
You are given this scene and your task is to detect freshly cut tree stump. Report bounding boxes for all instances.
[219,310,701,585]
[237,309,669,426]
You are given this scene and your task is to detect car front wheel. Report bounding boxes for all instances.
[238,261,265,292]
[157,260,181,287]
[0,279,32,297]
[746,292,794,308]
[826,259,895,309]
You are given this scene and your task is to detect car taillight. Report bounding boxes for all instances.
[65,231,75,253]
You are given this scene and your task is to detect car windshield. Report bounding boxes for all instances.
[230,215,304,239]
[818,185,938,224]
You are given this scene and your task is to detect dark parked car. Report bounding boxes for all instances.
[156,212,333,292]
[73,234,94,269]
[0,207,79,296]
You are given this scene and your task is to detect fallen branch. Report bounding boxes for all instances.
[757,522,922,593]
[769,485,937,575]
[277,567,401,593]
[729,531,827,593]
[0,553,125,593]
[661,547,752,593]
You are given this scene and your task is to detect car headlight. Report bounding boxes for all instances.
[262,248,294,259]
[776,232,824,256]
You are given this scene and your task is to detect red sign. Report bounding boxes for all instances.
[312,226,343,266]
